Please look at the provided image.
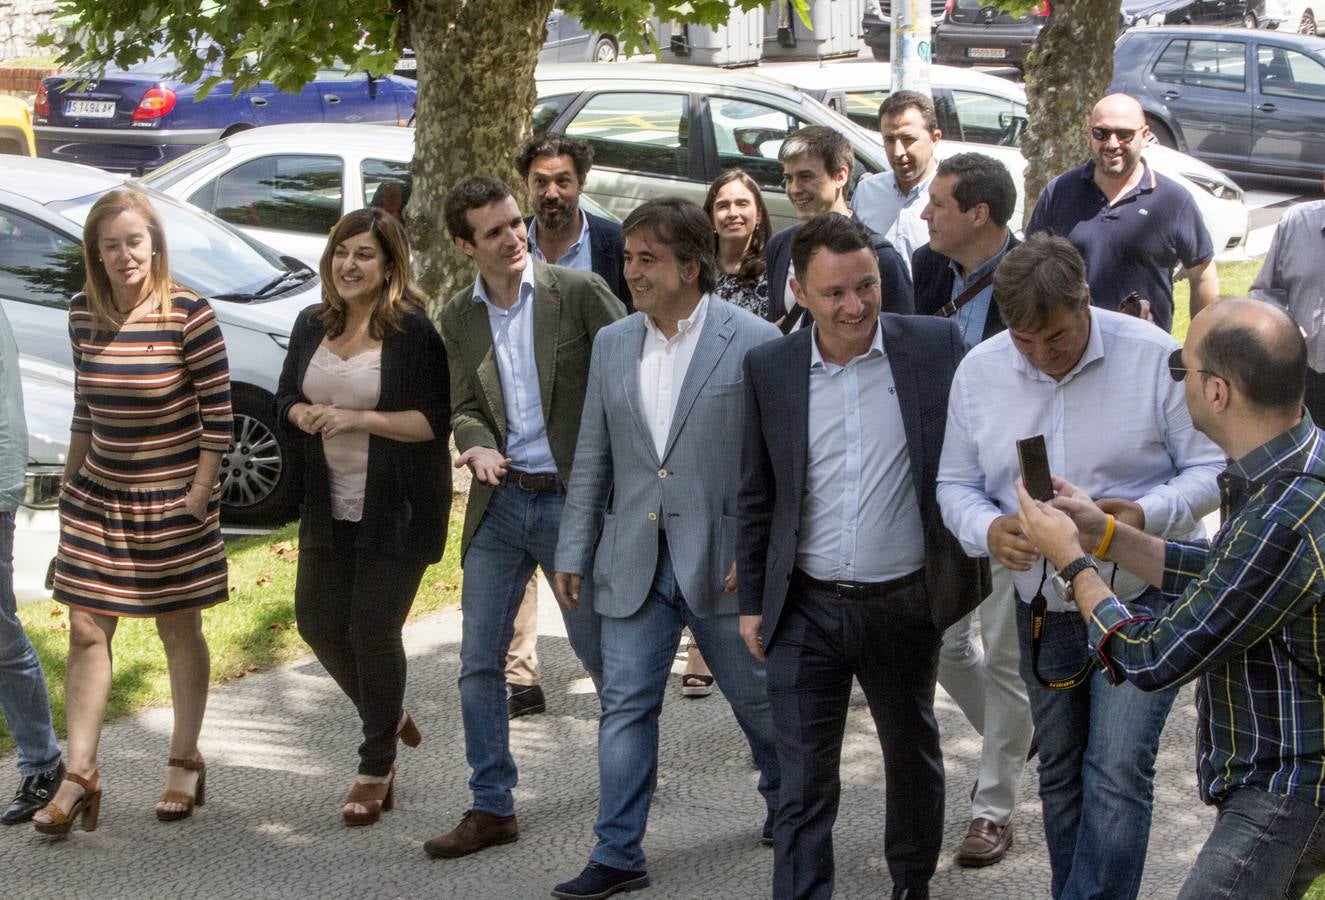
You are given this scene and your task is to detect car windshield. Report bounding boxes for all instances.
[52,187,302,300]
[139,142,232,190]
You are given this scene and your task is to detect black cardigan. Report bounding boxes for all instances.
[275,304,451,564]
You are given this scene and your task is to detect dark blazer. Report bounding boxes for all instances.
[737,314,989,647]
[911,233,1019,343]
[526,210,631,311]
[275,304,452,564]
[764,220,914,329]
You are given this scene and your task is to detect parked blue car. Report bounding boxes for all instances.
[34,56,416,174]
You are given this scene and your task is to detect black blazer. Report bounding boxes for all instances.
[275,304,452,564]
[764,220,914,329]
[737,314,989,648]
[911,233,1019,343]
[525,210,631,311]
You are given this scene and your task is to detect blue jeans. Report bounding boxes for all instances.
[458,483,603,817]
[591,538,779,871]
[1017,590,1178,900]
[1177,786,1325,900]
[0,511,61,777]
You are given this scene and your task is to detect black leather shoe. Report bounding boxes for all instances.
[891,886,929,900]
[2,761,65,825]
[508,683,546,719]
[552,862,649,899]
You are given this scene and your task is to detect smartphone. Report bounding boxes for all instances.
[1119,292,1144,317]
[1017,435,1054,502]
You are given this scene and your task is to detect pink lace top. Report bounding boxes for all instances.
[302,343,381,522]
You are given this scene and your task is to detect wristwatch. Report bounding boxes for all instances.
[1052,556,1100,605]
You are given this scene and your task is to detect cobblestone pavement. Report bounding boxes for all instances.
[0,582,1211,899]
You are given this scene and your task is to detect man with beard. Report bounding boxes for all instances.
[1026,93,1218,334]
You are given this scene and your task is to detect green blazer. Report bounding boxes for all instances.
[440,261,626,561]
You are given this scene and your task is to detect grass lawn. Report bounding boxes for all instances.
[1170,257,1262,341]
[0,503,465,756]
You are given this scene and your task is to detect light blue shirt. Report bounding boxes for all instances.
[797,321,926,582]
[936,308,1223,610]
[950,234,1011,349]
[473,258,557,473]
[528,211,592,273]
[850,168,935,277]
[0,304,27,512]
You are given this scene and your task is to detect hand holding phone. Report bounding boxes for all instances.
[1017,434,1054,502]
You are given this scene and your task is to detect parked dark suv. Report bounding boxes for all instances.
[933,0,1051,69]
[862,0,949,60]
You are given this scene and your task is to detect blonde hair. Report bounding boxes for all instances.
[81,189,182,331]
[318,208,426,339]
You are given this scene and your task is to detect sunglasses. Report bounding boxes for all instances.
[1090,126,1138,143]
[1168,347,1222,382]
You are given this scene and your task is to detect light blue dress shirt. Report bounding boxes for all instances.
[528,211,592,272]
[473,259,557,473]
[950,234,1011,349]
[0,304,27,512]
[850,168,935,277]
[936,308,1223,611]
[797,321,926,582]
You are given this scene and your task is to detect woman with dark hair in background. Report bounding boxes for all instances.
[703,169,771,319]
[276,207,451,826]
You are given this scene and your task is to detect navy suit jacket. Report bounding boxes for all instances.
[764,221,914,330]
[910,234,1018,343]
[737,314,989,649]
[526,210,630,311]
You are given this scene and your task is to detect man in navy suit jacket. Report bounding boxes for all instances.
[738,214,988,900]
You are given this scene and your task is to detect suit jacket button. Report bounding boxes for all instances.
[658,469,667,478]
[647,512,657,521]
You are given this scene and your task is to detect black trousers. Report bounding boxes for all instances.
[765,577,944,900]
[295,519,427,776]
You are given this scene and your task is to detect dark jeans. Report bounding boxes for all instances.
[765,577,943,900]
[1177,786,1325,900]
[295,519,426,777]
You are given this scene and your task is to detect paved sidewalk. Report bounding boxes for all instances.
[0,581,1212,899]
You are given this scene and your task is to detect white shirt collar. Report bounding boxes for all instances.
[810,316,884,374]
[473,254,535,309]
[643,293,710,342]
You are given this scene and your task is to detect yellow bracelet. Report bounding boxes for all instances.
[1092,514,1117,559]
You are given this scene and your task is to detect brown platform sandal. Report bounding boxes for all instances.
[342,768,395,827]
[397,711,422,748]
[156,755,205,822]
[33,770,101,836]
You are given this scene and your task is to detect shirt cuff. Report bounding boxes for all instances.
[966,508,1002,558]
[1088,595,1154,685]
[1135,493,1165,535]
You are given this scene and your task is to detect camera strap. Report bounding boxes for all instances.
[1029,559,1096,690]
[936,270,996,319]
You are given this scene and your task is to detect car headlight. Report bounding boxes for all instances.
[1184,172,1243,203]
[269,333,290,350]
[1148,12,1166,25]
[22,467,62,509]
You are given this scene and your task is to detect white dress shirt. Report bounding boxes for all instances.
[639,294,709,460]
[473,258,556,473]
[797,321,926,582]
[850,168,936,276]
[937,308,1223,610]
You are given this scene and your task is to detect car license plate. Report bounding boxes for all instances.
[967,47,1007,60]
[395,58,416,71]
[64,100,115,118]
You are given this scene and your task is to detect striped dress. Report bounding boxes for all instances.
[54,292,233,617]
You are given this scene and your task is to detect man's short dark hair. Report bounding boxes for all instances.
[936,152,1017,229]
[778,125,854,178]
[444,176,512,243]
[1199,312,1307,415]
[993,232,1090,332]
[622,198,717,295]
[790,213,875,284]
[514,134,594,181]
[879,90,938,133]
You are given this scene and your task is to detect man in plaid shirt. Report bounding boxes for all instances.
[1017,297,1325,900]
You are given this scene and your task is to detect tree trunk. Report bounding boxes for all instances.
[1021,0,1122,227]
[407,0,556,313]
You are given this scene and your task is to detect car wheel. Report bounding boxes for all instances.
[221,123,253,139]
[593,36,618,63]
[1243,11,1257,28]
[1303,10,1319,34]
[1146,115,1176,149]
[219,385,298,525]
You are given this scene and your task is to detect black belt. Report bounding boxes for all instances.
[792,567,925,601]
[501,469,562,493]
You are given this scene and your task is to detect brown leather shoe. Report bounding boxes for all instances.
[423,809,518,858]
[955,817,1013,868]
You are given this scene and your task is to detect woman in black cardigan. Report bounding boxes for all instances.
[275,208,450,826]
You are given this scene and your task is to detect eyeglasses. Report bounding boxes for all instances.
[1090,126,1138,143]
[1168,347,1222,382]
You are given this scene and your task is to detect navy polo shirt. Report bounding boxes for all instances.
[1027,161,1212,333]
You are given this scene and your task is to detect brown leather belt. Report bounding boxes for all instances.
[502,469,562,493]
[792,567,925,601]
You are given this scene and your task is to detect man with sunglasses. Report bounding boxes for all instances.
[1027,93,1218,334]
[937,233,1222,899]
[1017,297,1325,900]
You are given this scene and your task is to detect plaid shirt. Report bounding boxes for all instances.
[1089,416,1325,806]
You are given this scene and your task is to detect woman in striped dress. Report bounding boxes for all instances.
[33,189,232,835]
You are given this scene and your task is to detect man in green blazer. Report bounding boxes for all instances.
[425,176,625,861]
